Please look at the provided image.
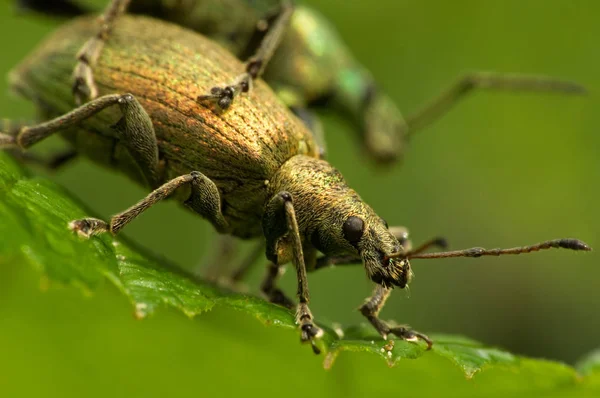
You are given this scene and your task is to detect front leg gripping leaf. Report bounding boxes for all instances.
[263,191,324,354]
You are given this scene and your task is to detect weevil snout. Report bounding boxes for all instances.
[367,256,412,289]
[363,93,407,165]
[356,220,413,289]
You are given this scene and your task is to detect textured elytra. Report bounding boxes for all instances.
[9,15,320,238]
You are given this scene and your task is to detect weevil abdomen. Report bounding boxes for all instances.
[9,15,320,238]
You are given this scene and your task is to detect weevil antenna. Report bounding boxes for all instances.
[408,237,448,256]
[388,238,591,260]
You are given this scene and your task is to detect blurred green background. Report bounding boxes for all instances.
[0,0,598,396]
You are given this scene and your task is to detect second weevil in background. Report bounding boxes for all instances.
[16,0,587,164]
[0,14,591,354]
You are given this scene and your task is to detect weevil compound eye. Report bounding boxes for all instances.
[343,216,365,247]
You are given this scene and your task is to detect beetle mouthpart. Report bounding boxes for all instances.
[68,217,108,238]
[369,258,411,289]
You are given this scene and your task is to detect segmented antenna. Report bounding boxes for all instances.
[394,238,591,260]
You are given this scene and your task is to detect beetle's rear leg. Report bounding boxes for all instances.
[72,0,131,104]
[0,93,160,188]
[360,285,432,350]
[198,237,265,286]
[261,262,294,309]
[230,241,265,282]
[201,235,238,281]
[71,171,229,237]
[263,192,323,353]
[197,1,293,110]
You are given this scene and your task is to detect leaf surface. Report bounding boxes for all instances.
[1,152,598,396]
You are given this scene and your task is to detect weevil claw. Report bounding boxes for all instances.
[296,302,324,353]
[300,323,324,355]
[301,323,323,341]
[388,326,433,350]
[310,340,321,355]
[68,217,109,238]
[72,63,97,105]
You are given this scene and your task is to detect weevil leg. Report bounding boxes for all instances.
[388,226,448,254]
[403,72,586,135]
[16,0,90,17]
[72,0,132,104]
[1,119,33,137]
[388,226,412,251]
[360,285,432,350]
[70,171,229,237]
[263,191,323,351]
[408,237,448,256]
[199,236,265,283]
[201,235,238,281]
[0,93,159,187]
[197,0,294,110]
[244,0,294,80]
[261,262,295,309]
[2,117,78,170]
[231,240,265,282]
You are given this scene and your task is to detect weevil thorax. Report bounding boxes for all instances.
[268,155,412,288]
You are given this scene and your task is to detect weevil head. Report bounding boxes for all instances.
[363,92,407,165]
[354,219,413,289]
[315,209,413,289]
[271,156,412,289]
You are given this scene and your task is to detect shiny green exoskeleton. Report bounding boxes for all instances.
[1,13,591,353]
[16,0,588,165]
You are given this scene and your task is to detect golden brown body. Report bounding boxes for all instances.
[10,15,319,238]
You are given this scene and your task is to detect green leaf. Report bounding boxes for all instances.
[1,151,598,396]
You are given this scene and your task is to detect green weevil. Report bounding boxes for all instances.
[0,14,591,353]
[17,0,587,165]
